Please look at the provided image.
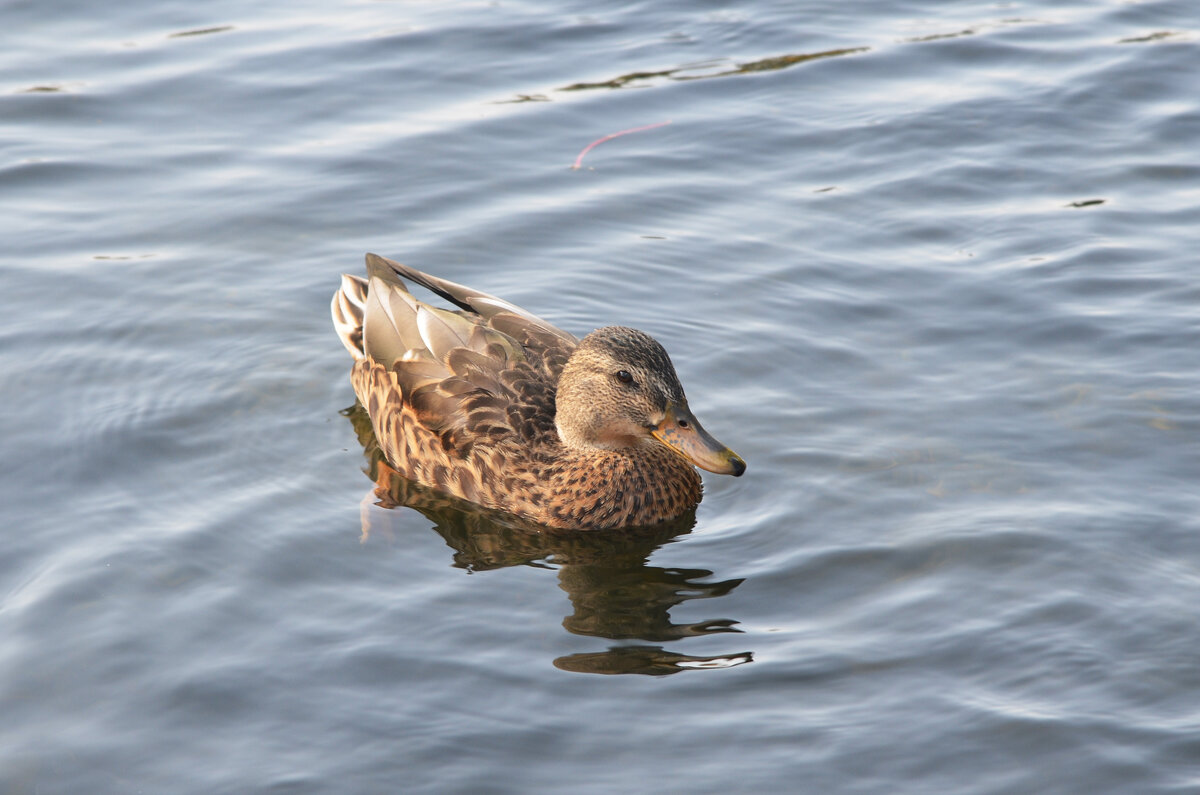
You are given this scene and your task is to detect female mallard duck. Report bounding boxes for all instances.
[332,254,745,530]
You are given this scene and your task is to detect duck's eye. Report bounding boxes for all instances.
[615,370,634,385]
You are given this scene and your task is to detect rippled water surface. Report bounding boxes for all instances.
[3,0,1200,792]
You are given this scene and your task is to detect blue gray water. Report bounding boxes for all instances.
[3,0,1199,792]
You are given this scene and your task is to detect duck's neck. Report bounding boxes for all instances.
[540,444,703,529]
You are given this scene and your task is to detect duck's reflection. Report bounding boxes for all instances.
[345,404,753,676]
[555,646,753,676]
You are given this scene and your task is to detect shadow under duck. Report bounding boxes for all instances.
[332,254,745,530]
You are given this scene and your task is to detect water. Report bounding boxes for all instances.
[3,0,1199,792]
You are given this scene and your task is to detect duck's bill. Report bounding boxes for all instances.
[651,403,746,477]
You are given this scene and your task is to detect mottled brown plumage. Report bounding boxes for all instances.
[332,254,745,530]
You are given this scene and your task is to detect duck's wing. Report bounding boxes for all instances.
[364,252,578,382]
[366,253,576,343]
[338,255,569,469]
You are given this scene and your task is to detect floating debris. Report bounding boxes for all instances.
[571,121,671,170]
[1119,31,1179,44]
[169,25,234,39]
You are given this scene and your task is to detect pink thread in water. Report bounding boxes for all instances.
[571,121,672,169]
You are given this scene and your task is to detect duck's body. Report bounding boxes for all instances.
[332,254,744,530]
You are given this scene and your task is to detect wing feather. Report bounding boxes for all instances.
[416,305,473,362]
[348,253,572,477]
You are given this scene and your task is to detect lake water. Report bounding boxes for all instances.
[3,0,1199,792]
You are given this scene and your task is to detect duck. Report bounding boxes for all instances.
[332,254,745,530]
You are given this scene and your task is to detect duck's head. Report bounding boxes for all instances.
[555,326,746,477]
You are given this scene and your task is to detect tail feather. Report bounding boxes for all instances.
[332,274,367,359]
[335,254,565,375]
